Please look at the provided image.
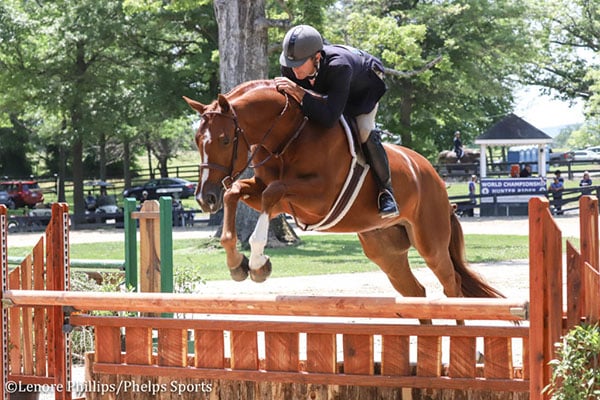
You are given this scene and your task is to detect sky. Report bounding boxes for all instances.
[514,85,585,129]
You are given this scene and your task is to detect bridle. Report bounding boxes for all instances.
[199,108,250,189]
[199,94,307,190]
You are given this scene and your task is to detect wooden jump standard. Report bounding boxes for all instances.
[1,197,599,399]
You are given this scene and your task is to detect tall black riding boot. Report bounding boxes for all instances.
[363,129,400,218]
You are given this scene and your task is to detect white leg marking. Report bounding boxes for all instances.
[249,212,270,270]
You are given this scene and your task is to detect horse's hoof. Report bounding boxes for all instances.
[250,259,272,283]
[229,256,250,282]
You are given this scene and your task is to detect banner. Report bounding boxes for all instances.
[480,178,547,203]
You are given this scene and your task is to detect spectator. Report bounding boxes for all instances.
[554,169,564,183]
[519,164,532,177]
[548,176,564,215]
[85,191,96,211]
[467,175,477,217]
[579,171,593,195]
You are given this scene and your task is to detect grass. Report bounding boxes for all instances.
[8,233,533,282]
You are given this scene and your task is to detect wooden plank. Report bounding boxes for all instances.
[544,213,563,391]
[342,334,373,375]
[32,237,46,377]
[381,335,410,376]
[139,200,161,294]
[125,327,152,365]
[70,314,528,338]
[158,328,187,367]
[306,333,336,373]
[230,331,258,370]
[483,337,512,379]
[528,197,547,400]
[20,255,34,375]
[5,291,528,321]
[8,268,21,375]
[417,336,441,377]
[584,261,600,323]
[264,332,299,372]
[92,362,531,391]
[565,242,582,330]
[194,330,225,369]
[449,336,476,378]
[522,336,530,381]
[579,196,599,270]
[95,326,121,364]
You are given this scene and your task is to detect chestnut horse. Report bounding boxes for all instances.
[184,80,502,302]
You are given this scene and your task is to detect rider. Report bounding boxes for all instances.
[453,131,464,161]
[274,24,399,218]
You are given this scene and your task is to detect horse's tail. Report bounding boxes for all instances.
[449,213,505,298]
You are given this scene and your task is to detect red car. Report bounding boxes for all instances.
[0,180,44,208]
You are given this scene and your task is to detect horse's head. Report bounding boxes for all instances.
[183,94,250,213]
[185,80,302,213]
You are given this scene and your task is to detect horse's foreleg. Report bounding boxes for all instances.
[221,178,264,281]
[247,181,289,282]
[248,212,272,282]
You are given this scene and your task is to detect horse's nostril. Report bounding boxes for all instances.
[205,193,218,206]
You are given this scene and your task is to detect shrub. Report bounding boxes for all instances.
[545,323,600,399]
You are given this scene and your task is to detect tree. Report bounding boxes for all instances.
[525,0,598,103]
[0,0,220,221]
[211,0,309,247]
[327,1,541,157]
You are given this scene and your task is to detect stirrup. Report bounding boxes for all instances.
[378,190,399,218]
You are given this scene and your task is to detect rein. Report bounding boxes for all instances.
[200,94,306,189]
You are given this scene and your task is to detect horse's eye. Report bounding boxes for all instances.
[220,134,231,146]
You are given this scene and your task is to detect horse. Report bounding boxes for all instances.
[437,149,480,174]
[437,149,480,165]
[183,79,503,308]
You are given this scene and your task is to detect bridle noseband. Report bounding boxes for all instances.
[199,95,307,190]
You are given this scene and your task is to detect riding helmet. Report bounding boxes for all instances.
[279,25,323,68]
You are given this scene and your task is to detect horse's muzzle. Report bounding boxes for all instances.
[196,185,223,214]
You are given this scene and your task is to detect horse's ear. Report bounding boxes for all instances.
[182,96,207,114]
[217,94,232,114]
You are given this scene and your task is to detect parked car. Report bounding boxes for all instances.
[0,191,15,209]
[0,180,44,208]
[586,146,600,154]
[572,149,600,162]
[123,177,197,201]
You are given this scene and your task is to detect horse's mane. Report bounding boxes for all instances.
[224,79,278,101]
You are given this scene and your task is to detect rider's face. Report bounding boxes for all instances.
[292,54,319,80]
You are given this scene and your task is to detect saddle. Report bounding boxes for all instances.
[295,115,370,231]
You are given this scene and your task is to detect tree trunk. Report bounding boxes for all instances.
[71,135,85,225]
[57,144,67,203]
[122,137,132,190]
[99,131,107,181]
[212,0,299,248]
[213,0,269,92]
[399,80,414,148]
[145,131,154,179]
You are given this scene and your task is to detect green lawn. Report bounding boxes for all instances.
[9,233,533,283]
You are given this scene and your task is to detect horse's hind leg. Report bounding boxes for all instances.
[359,226,433,324]
[358,226,426,298]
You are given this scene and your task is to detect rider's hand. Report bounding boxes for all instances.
[274,77,305,105]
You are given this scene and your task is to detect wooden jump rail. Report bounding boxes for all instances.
[1,197,599,399]
[2,290,527,320]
